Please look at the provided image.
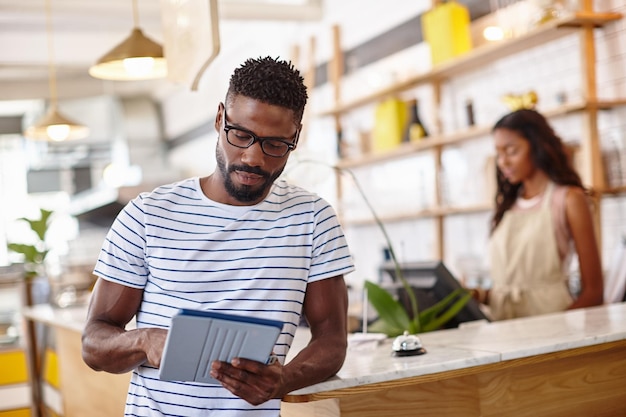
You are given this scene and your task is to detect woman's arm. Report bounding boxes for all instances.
[565,187,604,308]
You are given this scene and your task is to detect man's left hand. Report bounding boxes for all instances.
[210,357,283,405]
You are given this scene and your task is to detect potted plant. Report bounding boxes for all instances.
[340,168,472,337]
[289,159,472,337]
[7,208,55,306]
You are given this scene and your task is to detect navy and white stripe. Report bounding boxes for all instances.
[94,177,355,417]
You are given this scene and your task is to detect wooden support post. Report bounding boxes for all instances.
[434,145,444,260]
[290,44,300,70]
[329,24,345,205]
[432,80,444,260]
[578,0,604,252]
[330,24,344,158]
[298,36,317,147]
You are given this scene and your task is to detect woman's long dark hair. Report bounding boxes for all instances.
[491,109,585,233]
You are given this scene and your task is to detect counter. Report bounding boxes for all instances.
[23,303,626,417]
[22,304,130,417]
[283,302,626,417]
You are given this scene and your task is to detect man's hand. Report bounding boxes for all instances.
[141,328,169,368]
[82,279,168,374]
[208,275,349,405]
[210,358,284,405]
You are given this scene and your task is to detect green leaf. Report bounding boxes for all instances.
[364,280,411,337]
[7,208,54,272]
[20,208,53,242]
[7,243,41,264]
[420,289,473,332]
[367,318,403,337]
[418,288,464,323]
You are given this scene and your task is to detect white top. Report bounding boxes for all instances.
[93,177,355,417]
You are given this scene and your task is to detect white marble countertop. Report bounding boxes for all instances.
[287,302,626,397]
[22,303,137,333]
[22,302,626,398]
[22,304,89,333]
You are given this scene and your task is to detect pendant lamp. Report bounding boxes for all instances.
[89,0,167,80]
[24,0,90,142]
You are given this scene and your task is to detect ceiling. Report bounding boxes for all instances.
[0,0,324,194]
[0,0,323,104]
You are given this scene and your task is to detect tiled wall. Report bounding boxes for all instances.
[288,1,626,288]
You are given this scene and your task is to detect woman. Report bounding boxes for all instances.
[483,109,603,320]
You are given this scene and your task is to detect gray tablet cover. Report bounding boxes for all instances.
[158,309,284,383]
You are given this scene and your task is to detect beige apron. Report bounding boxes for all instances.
[488,183,573,320]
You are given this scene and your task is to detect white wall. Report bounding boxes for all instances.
[159,0,434,178]
[158,0,626,290]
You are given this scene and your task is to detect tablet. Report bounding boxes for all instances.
[159,309,284,383]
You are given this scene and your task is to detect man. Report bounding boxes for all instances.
[82,56,355,417]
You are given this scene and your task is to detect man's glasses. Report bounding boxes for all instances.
[223,109,298,158]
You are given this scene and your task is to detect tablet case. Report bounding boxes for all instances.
[159,309,284,383]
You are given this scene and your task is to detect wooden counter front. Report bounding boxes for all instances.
[21,305,131,417]
[54,326,130,417]
[283,303,626,417]
[23,303,626,417]
[288,340,626,417]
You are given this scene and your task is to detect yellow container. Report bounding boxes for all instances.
[0,350,28,385]
[43,348,60,389]
[0,409,31,417]
[421,1,472,66]
[372,97,408,153]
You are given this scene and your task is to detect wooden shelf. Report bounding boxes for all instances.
[319,7,623,259]
[337,100,626,170]
[602,185,626,195]
[318,11,622,118]
[342,203,493,226]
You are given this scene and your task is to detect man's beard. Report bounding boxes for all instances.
[216,146,285,203]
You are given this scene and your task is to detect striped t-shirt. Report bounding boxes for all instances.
[94,177,355,417]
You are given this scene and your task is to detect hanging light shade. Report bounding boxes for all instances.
[89,28,167,80]
[89,0,167,80]
[24,104,90,142]
[23,0,89,142]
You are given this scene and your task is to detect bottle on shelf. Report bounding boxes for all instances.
[403,99,429,143]
[465,99,475,126]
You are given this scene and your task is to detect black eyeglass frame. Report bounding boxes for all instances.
[222,108,299,158]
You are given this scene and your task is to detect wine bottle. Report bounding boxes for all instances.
[403,99,428,143]
[465,99,475,126]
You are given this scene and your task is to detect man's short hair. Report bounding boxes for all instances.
[226,56,308,124]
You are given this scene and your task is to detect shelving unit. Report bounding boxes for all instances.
[604,185,626,195]
[319,2,623,259]
[318,11,622,118]
[344,203,494,227]
[336,100,626,170]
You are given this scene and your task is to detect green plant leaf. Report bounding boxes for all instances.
[364,280,411,337]
[7,208,54,273]
[20,208,53,242]
[420,288,473,332]
[418,287,464,325]
[7,243,42,264]
[367,318,402,336]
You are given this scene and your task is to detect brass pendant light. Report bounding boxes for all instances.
[24,104,90,142]
[24,0,90,142]
[89,0,167,81]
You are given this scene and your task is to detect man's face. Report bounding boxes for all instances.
[213,96,300,205]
